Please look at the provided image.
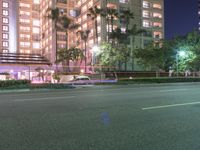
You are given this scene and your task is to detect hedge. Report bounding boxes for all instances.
[0,80,30,89]
[119,77,200,84]
[30,83,75,89]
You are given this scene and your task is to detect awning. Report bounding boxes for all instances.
[0,53,51,66]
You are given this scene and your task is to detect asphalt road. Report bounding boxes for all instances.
[1,83,200,150]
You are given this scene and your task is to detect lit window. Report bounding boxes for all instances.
[33,43,40,49]
[2,33,9,39]
[153,13,162,18]
[33,20,40,26]
[2,41,9,47]
[33,0,40,4]
[153,3,161,9]
[2,49,8,53]
[119,0,129,3]
[19,19,30,24]
[19,3,30,8]
[143,20,151,27]
[143,1,150,8]
[2,25,9,31]
[3,2,9,8]
[143,11,150,18]
[2,17,9,23]
[153,22,162,27]
[20,34,30,39]
[153,31,162,39]
[3,10,8,16]
[20,42,30,47]
[20,26,30,32]
[20,11,30,16]
[33,27,40,33]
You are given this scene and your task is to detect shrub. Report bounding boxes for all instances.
[0,80,30,89]
[119,77,200,84]
[30,83,75,89]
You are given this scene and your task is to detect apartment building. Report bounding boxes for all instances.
[198,0,200,30]
[0,0,164,70]
[68,0,164,70]
[0,0,17,53]
[0,0,69,65]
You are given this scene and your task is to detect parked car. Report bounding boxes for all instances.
[72,75,91,85]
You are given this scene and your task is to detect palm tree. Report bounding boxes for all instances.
[76,29,91,72]
[87,6,102,44]
[120,9,134,31]
[101,8,118,42]
[46,8,71,63]
[56,47,84,72]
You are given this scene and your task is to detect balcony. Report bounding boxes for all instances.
[57,0,67,4]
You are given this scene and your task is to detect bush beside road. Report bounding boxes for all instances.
[1,78,200,91]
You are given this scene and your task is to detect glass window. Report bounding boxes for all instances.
[33,20,40,26]
[3,10,8,16]
[153,3,161,9]
[2,17,9,23]
[143,20,151,27]
[153,13,162,18]
[143,1,150,8]
[2,2,9,8]
[2,41,9,47]
[119,0,129,3]
[33,0,40,4]
[2,25,9,31]
[32,27,40,34]
[2,49,8,53]
[2,33,9,39]
[143,11,150,18]
[33,43,40,49]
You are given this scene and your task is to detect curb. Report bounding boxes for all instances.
[0,89,30,93]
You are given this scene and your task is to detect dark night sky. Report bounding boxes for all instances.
[165,0,199,39]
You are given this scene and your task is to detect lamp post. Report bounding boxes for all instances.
[92,45,100,73]
[176,51,186,77]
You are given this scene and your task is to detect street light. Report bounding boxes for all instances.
[92,45,100,73]
[176,51,186,77]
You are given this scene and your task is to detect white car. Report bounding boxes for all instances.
[73,75,91,84]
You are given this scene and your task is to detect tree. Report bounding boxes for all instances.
[46,8,71,62]
[56,47,84,72]
[99,42,118,71]
[168,31,200,74]
[134,42,169,77]
[87,6,102,44]
[120,9,134,31]
[101,8,118,41]
[76,29,90,72]
[116,45,131,71]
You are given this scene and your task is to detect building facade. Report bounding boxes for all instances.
[0,0,69,64]
[67,0,164,70]
[0,0,164,71]
[0,0,17,53]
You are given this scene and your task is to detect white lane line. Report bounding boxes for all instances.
[14,96,75,102]
[159,89,188,92]
[142,101,200,110]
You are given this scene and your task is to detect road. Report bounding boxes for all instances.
[1,83,200,150]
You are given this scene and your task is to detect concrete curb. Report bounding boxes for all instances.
[0,89,30,93]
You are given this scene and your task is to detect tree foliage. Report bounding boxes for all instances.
[56,47,84,72]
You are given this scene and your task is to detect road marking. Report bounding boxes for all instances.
[142,101,200,110]
[14,96,75,102]
[159,89,187,92]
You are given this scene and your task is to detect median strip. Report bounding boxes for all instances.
[159,89,188,92]
[142,101,200,110]
[14,96,75,102]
